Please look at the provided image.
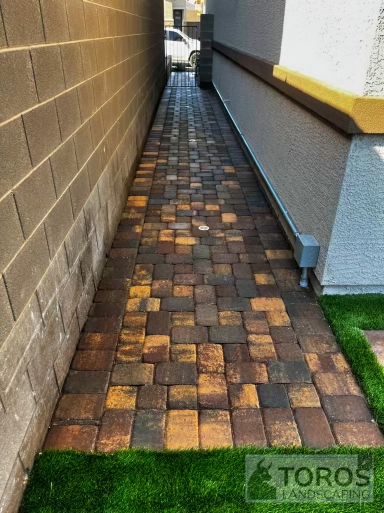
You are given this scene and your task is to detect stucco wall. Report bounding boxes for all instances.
[279,0,382,95]
[364,3,384,96]
[0,1,165,511]
[212,52,351,283]
[207,0,286,62]
[323,135,384,293]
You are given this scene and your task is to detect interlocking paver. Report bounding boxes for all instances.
[137,385,167,409]
[294,408,335,448]
[322,396,373,422]
[257,384,290,408]
[228,384,259,408]
[263,408,301,446]
[44,76,382,452]
[96,411,134,452]
[232,409,267,446]
[169,385,198,409]
[198,373,229,409]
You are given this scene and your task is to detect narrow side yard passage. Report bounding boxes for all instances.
[44,80,383,451]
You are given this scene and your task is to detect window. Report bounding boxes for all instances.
[166,30,184,42]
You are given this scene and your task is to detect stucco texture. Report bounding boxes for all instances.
[364,3,384,96]
[323,135,384,292]
[279,0,382,95]
[207,0,286,62]
[212,52,351,283]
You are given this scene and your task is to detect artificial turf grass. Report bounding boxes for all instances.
[319,294,384,431]
[20,447,384,513]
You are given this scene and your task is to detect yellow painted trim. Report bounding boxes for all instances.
[273,65,384,134]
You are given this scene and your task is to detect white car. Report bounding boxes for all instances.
[165,27,200,69]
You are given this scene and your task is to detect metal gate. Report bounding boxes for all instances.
[165,25,199,87]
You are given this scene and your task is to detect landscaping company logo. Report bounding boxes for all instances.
[246,455,374,503]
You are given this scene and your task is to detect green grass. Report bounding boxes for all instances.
[19,447,384,512]
[319,294,384,430]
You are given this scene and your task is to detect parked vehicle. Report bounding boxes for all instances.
[164,27,200,69]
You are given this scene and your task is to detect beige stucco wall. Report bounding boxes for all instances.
[0,1,165,511]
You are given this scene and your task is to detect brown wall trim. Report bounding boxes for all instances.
[212,41,381,134]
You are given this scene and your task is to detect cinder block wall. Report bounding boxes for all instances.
[0,1,165,510]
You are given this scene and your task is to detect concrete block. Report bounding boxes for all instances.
[200,39,212,50]
[18,367,59,471]
[0,277,14,348]
[40,0,70,43]
[199,64,213,73]
[90,108,105,148]
[83,185,101,235]
[0,293,42,392]
[98,6,109,38]
[92,73,107,108]
[65,0,86,40]
[59,263,83,331]
[54,312,80,388]
[200,49,213,60]
[80,41,98,79]
[14,161,56,238]
[1,0,44,46]
[77,80,96,122]
[84,1,99,39]
[50,138,78,196]
[0,117,32,198]
[56,89,82,140]
[0,448,25,513]
[76,272,95,330]
[4,225,50,319]
[95,203,111,257]
[102,101,114,134]
[97,165,112,210]
[74,121,93,168]
[60,42,84,88]
[79,232,97,285]
[0,9,6,47]
[0,50,38,123]
[87,147,103,190]
[0,192,24,272]
[44,190,74,258]
[94,39,108,72]
[104,39,115,68]
[36,245,69,323]
[31,46,65,102]
[65,211,87,270]
[70,166,91,219]
[27,304,65,398]
[0,371,35,500]
[23,101,62,167]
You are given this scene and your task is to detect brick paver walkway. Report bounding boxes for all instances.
[44,79,383,452]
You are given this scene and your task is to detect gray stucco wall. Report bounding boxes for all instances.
[207,0,286,62]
